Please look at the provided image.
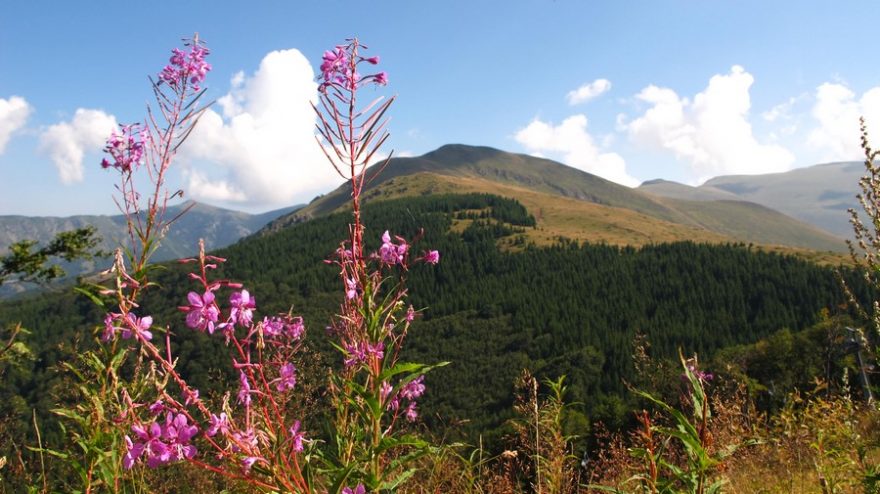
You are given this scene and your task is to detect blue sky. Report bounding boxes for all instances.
[2,0,879,216]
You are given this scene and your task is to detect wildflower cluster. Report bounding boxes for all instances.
[101,312,153,342]
[105,243,312,490]
[319,42,386,92]
[100,124,148,172]
[123,412,198,469]
[158,42,211,91]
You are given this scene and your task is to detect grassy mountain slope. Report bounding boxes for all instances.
[639,179,740,201]
[267,145,847,255]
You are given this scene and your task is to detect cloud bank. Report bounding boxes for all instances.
[183,48,334,207]
[40,108,117,184]
[0,96,32,154]
[807,83,880,161]
[515,114,638,186]
[624,65,795,183]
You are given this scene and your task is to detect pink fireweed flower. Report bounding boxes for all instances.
[230,427,258,452]
[184,388,199,406]
[423,249,440,265]
[101,312,122,342]
[684,364,713,383]
[405,305,417,323]
[405,401,419,422]
[180,290,219,333]
[285,316,305,340]
[237,371,252,407]
[319,41,387,92]
[241,455,264,473]
[381,380,400,411]
[400,375,425,400]
[207,412,229,437]
[258,315,305,340]
[121,313,153,341]
[275,362,297,392]
[229,289,256,327]
[261,316,284,338]
[148,400,165,415]
[378,230,408,265]
[343,340,385,369]
[342,485,366,494]
[158,43,211,91]
[289,420,305,453]
[126,422,169,469]
[163,412,198,461]
[345,277,359,300]
[123,413,199,469]
[122,435,143,470]
[100,124,147,172]
[380,380,393,402]
[320,46,346,82]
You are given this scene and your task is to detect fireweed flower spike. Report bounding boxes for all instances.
[313,38,449,491]
[158,43,211,91]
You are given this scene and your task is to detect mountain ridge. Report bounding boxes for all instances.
[266,144,846,255]
[639,161,865,238]
[0,200,302,297]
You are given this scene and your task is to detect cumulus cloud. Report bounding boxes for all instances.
[515,114,638,186]
[182,49,334,207]
[40,109,117,184]
[624,65,795,183]
[0,96,32,153]
[566,79,612,105]
[807,83,880,160]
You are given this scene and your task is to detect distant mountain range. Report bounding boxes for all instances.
[0,201,301,297]
[4,146,866,298]
[638,162,865,239]
[267,144,847,256]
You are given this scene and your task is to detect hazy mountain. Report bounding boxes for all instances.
[639,162,864,238]
[266,144,846,255]
[0,201,302,296]
[639,179,740,202]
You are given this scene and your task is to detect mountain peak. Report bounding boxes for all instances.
[420,143,506,164]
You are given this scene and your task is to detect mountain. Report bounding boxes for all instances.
[639,162,864,239]
[0,201,302,296]
[266,145,847,255]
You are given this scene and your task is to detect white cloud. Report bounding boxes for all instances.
[566,79,612,105]
[184,169,247,202]
[183,49,335,207]
[515,114,638,186]
[39,109,117,184]
[762,96,800,122]
[807,82,880,160]
[625,65,795,183]
[0,96,32,153]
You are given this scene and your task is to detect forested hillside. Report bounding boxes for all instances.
[0,193,866,452]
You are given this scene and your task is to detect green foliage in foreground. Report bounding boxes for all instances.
[0,226,103,287]
[0,193,869,468]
